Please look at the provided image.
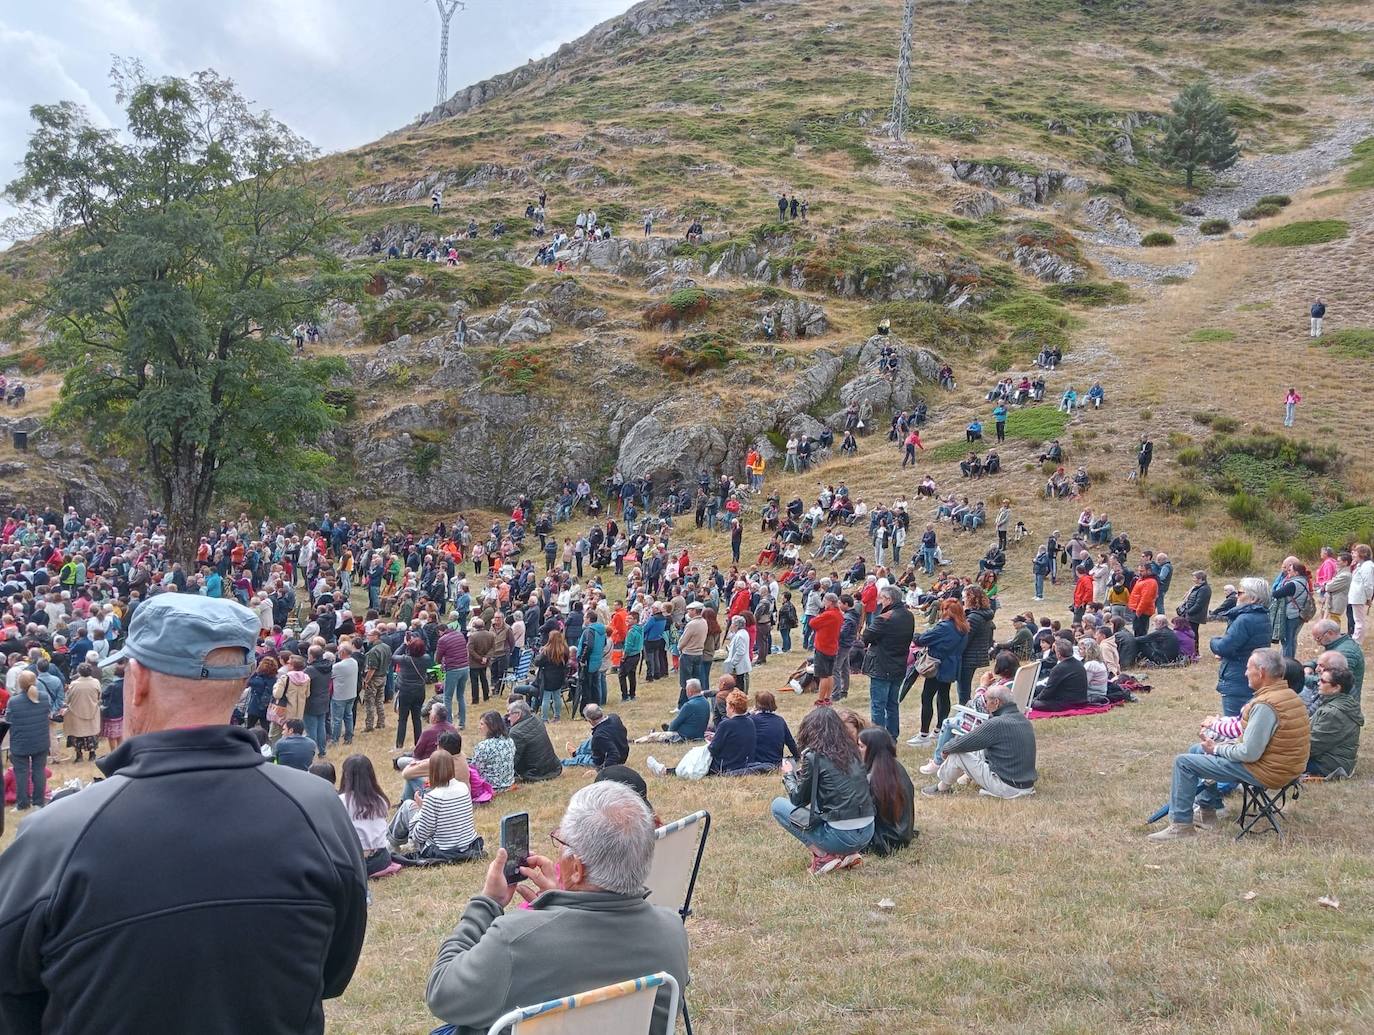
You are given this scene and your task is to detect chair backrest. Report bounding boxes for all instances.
[1010,660,1040,710]
[485,972,679,1035]
[645,810,711,920]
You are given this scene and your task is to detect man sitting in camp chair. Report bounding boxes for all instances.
[426,781,689,1034]
[1148,648,1309,842]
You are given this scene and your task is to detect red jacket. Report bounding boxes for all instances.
[1073,573,1094,609]
[861,583,879,615]
[810,607,843,656]
[727,588,752,619]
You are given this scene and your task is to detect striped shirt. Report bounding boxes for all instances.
[413,782,478,853]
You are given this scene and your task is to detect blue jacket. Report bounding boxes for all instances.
[642,615,667,643]
[579,622,607,671]
[6,690,53,756]
[668,695,710,740]
[916,619,969,684]
[1209,603,1271,698]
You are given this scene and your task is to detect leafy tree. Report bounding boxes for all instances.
[5,63,359,563]
[1159,81,1241,188]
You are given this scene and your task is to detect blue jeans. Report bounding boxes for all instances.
[329,699,355,744]
[1034,571,1045,597]
[1281,613,1301,659]
[802,615,814,649]
[368,584,380,611]
[541,689,563,722]
[892,545,901,566]
[585,670,606,706]
[1169,744,1255,823]
[1284,401,1296,426]
[403,776,425,801]
[443,668,469,727]
[922,547,937,574]
[563,738,594,767]
[779,627,792,652]
[770,798,874,855]
[869,677,900,738]
[1220,689,1252,717]
[933,717,958,763]
[303,713,328,756]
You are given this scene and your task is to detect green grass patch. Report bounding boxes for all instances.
[925,405,1068,462]
[1189,328,1236,342]
[1240,203,1282,220]
[1295,505,1374,558]
[1199,218,1231,235]
[1320,328,1374,358]
[1141,231,1176,247]
[1210,536,1254,574]
[1146,481,1206,512]
[867,301,997,352]
[363,298,446,341]
[985,291,1079,367]
[1345,138,1374,189]
[1250,220,1350,247]
[1257,194,1292,207]
[1042,281,1131,307]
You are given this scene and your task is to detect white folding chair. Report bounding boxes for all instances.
[1010,660,1040,710]
[645,810,711,921]
[482,972,680,1035]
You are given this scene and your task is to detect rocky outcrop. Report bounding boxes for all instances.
[1077,196,1143,247]
[769,298,829,338]
[949,160,1088,206]
[419,0,772,125]
[953,190,1005,219]
[1010,244,1086,284]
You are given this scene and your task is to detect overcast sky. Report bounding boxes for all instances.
[0,0,633,238]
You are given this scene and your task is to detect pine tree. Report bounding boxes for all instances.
[1159,81,1241,188]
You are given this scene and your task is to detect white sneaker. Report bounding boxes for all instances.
[918,760,938,775]
[906,733,930,746]
[646,756,667,777]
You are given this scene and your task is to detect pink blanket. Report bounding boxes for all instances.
[1027,702,1117,720]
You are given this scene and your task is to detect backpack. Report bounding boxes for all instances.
[1296,580,1316,622]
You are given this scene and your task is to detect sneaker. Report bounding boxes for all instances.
[956,774,970,786]
[907,733,931,746]
[918,760,939,776]
[810,854,844,876]
[839,852,863,870]
[1147,822,1197,842]
[920,783,952,797]
[646,756,667,777]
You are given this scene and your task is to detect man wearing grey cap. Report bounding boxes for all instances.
[0,593,367,1034]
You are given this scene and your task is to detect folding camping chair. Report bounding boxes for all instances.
[504,647,535,694]
[1235,777,1301,841]
[645,811,710,1035]
[435,971,680,1035]
[1010,659,1040,710]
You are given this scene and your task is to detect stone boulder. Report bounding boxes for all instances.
[1011,244,1087,284]
[953,190,1005,219]
[770,298,829,339]
[500,313,553,345]
[950,160,1088,206]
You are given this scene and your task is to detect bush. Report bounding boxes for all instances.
[1042,281,1131,307]
[1227,491,1263,524]
[1189,328,1236,342]
[1321,328,1374,358]
[1147,481,1205,511]
[1199,218,1231,235]
[656,333,737,375]
[1298,505,1374,552]
[1176,446,1204,466]
[1239,203,1282,220]
[1250,220,1350,247]
[1141,231,1176,247]
[644,287,710,329]
[1210,537,1254,574]
[1257,194,1291,207]
[1211,416,1240,433]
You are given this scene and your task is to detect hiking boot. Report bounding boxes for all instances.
[1147,822,1197,843]
[1194,808,1219,830]
[646,756,667,777]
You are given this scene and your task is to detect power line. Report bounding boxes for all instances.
[433,0,466,107]
[889,0,916,142]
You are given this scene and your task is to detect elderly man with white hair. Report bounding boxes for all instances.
[1308,618,1364,702]
[426,781,690,1035]
[1150,648,1310,842]
[922,680,1038,799]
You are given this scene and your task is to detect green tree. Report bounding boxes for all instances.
[5,63,359,563]
[1159,81,1241,188]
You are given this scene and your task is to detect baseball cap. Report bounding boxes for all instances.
[103,593,259,680]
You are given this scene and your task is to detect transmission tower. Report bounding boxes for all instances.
[433,0,466,107]
[888,0,916,141]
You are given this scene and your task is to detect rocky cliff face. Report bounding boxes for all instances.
[418,0,772,126]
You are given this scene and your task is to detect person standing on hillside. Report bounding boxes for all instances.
[1283,387,1302,427]
[777,193,787,220]
[1137,436,1154,479]
[992,402,1008,443]
[431,187,443,214]
[1310,297,1325,337]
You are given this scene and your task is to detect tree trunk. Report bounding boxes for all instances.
[163,458,211,571]
[1185,165,1195,189]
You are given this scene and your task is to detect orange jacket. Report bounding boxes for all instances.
[1073,573,1094,609]
[609,607,630,646]
[1128,575,1158,616]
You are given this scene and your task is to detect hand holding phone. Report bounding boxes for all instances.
[499,812,530,885]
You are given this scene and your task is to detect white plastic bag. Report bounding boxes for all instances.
[675,744,712,781]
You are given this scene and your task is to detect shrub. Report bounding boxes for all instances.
[1160,274,1188,285]
[1250,220,1350,247]
[1042,281,1131,307]
[1199,218,1231,235]
[363,299,446,341]
[644,287,710,329]
[1298,505,1374,553]
[1211,416,1240,433]
[656,333,737,375]
[1167,431,1193,448]
[1226,491,1263,524]
[1147,481,1205,511]
[1239,203,1282,220]
[1321,328,1374,358]
[1141,231,1176,247]
[1176,446,1203,466]
[1210,537,1254,574]
[1257,194,1291,207]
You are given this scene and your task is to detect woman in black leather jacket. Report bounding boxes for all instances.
[859,727,915,855]
[769,707,874,875]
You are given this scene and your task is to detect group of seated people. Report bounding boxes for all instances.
[985,375,1047,405]
[1077,507,1113,544]
[1044,464,1089,498]
[960,451,1001,478]
[934,496,988,533]
[1058,381,1105,411]
[641,680,802,778]
[1035,346,1063,369]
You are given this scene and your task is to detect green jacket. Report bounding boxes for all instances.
[1328,634,1365,700]
[426,890,689,1035]
[622,624,645,656]
[1308,691,1362,777]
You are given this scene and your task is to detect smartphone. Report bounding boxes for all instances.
[500,812,530,884]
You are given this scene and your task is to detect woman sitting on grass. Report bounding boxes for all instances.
[470,710,516,792]
[860,727,915,855]
[340,754,394,876]
[770,706,875,875]
[389,749,482,863]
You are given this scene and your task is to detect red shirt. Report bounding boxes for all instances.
[727,588,752,619]
[861,583,879,614]
[1073,574,1094,608]
[810,607,843,656]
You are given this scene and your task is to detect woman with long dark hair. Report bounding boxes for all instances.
[859,727,915,855]
[958,586,996,706]
[470,710,515,791]
[770,706,874,875]
[339,754,393,875]
[909,599,969,746]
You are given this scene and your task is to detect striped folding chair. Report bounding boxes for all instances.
[504,647,536,693]
[428,972,679,1035]
[645,811,710,1034]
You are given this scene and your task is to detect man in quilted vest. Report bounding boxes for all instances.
[1150,647,1310,842]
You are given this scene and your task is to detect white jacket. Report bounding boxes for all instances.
[1350,560,1374,606]
[724,628,753,675]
